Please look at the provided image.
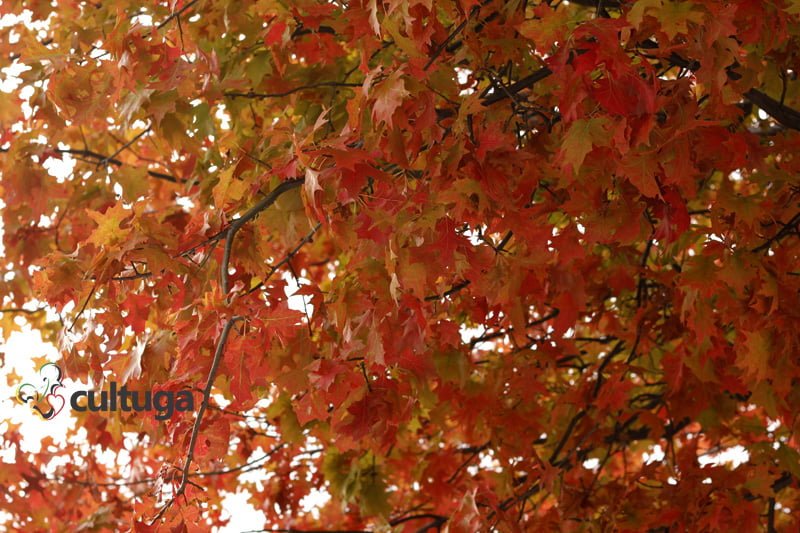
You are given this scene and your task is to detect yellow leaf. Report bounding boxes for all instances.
[86,203,133,248]
[114,166,149,203]
[212,165,247,207]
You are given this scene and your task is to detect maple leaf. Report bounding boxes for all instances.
[628,0,706,39]
[371,69,409,127]
[264,20,287,46]
[3,0,800,529]
[86,203,133,248]
[367,0,381,36]
[558,117,611,175]
[304,166,322,198]
[738,330,772,382]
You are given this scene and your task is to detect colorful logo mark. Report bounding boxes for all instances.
[15,362,66,420]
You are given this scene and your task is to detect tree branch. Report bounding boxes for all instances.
[752,212,800,253]
[0,307,46,314]
[220,178,304,293]
[54,441,288,488]
[150,316,242,524]
[243,528,373,533]
[248,221,322,294]
[469,309,560,347]
[481,44,800,132]
[424,8,478,71]
[68,283,97,332]
[224,82,361,100]
[744,89,800,131]
[481,67,552,106]
[98,126,151,167]
[549,410,587,465]
[151,178,305,523]
[155,0,200,30]
[767,497,776,533]
[424,280,470,301]
[55,148,184,183]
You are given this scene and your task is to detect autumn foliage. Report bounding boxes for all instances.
[3,0,800,530]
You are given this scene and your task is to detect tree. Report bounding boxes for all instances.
[2,0,800,530]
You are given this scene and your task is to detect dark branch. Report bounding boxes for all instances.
[424,8,477,71]
[247,221,322,294]
[221,178,305,293]
[424,280,470,301]
[481,67,552,106]
[753,212,800,253]
[481,43,800,132]
[55,148,184,184]
[469,309,560,347]
[224,82,361,100]
[98,126,151,166]
[150,316,242,524]
[155,0,200,30]
[0,307,46,314]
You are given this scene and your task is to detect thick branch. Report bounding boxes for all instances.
[151,179,305,523]
[180,318,240,486]
[744,89,800,131]
[220,177,304,293]
[481,67,552,106]
[150,316,242,524]
[549,410,587,465]
[481,45,800,132]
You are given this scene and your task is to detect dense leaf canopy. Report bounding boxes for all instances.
[2,0,800,530]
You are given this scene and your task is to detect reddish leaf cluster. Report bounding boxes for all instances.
[2,0,800,530]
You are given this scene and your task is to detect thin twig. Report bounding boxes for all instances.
[155,0,200,30]
[247,222,322,294]
[447,441,490,483]
[68,283,97,332]
[469,309,560,347]
[56,148,183,184]
[224,82,361,100]
[549,410,586,465]
[55,442,286,487]
[99,126,151,167]
[424,280,470,301]
[0,307,46,314]
[424,8,477,70]
[753,212,800,253]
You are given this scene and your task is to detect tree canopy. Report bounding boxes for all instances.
[2,0,800,530]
